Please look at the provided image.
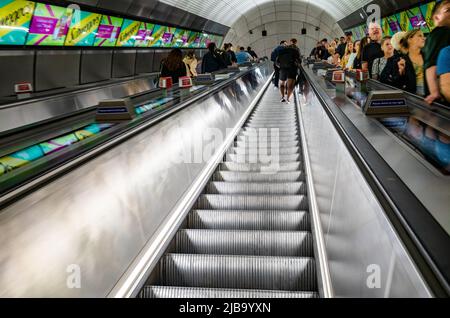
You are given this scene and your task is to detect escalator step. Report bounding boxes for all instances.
[159,254,317,291]
[206,182,306,195]
[237,135,300,143]
[140,286,318,298]
[220,162,301,172]
[226,153,301,163]
[188,210,311,231]
[174,230,314,257]
[214,171,304,182]
[235,140,300,148]
[241,129,299,137]
[197,194,308,210]
[231,147,300,156]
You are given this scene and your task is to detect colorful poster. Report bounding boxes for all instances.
[386,15,401,34]
[160,26,175,47]
[116,18,140,47]
[148,24,164,47]
[26,3,72,46]
[188,31,201,48]
[381,18,394,36]
[199,33,209,48]
[134,22,155,47]
[65,10,101,46]
[420,1,436,31]
[406,7,429,32]
[0,0,35,45]
[0,145,44,176]
[94,15,123,47]
[172,28,190,47]
[396,11,412,32]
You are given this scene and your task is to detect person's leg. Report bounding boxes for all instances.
[273,65,280,87]
[279,80,286,101]
[286,79,295,102]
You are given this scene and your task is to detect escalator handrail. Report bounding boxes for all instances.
[301,65,450,297]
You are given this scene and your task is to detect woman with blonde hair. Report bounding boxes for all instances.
[341,41,354,69]
[183,50,198,77]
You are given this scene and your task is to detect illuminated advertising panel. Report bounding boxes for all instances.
[148,24,164,47]
[406,7,429,32]
[94,15,123,47]
[0,0,35,45]
[64,9,101,46]
[172,28,190,47]
[26,3,72,46]
[116,18,140,47]
[134,22,154,47]
[420,1,436,31]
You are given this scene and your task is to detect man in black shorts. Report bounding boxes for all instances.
[277,38,301,103]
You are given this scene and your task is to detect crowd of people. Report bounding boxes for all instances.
[159,43,259,83]
[309,0,450,104]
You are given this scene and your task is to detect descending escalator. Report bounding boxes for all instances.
[139,88,320,298]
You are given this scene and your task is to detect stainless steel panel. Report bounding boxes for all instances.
[135,50,155,74]
[0,75,158,134]
[112,50,137,78]
[127,0,158,17]
[80,50,113,84]
[35,50,81,92]
[298,87,432,297]
[0,66,270,297]
[152,50,168,72]
[0,51,34,97]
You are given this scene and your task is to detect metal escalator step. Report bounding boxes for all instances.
[140,286,319,298]
[214,171,304,182]
[206,182,306,195]
[240,131,299,138]
[226,153,301,164]
[174,230,314,257]
[246,123,298,128]
[244,127,299,133]
[197,194,308,210]
[248,118,298,123]
[220,162,301,172]
[231,147,300,156]
[188,210,311,231]
[237,135,300,143]
[159,254,317,291]
[236,140,300,148]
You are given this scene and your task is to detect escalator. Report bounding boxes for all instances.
[139,88,320,298]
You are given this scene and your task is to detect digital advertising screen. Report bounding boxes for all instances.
[396,11,412,32]
[94,15,123,47]
[64,9,101,46]
[116,18,140,47]
[386,15,401,34]
[199,33,209,48]
[358,24,367,39]
[188,31,201,48]
[160,26,175,47]
[382,17,394,36]
[420,1,436,31]
[172,28,190,47]
[406,7,429,32]
[26,3,73,46]
[0,0,35,45]
[134,22,154,47]
[148,24,164,47]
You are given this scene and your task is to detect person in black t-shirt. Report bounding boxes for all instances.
[317,38,330,61]
[247,47,258,60]
[336,37,347,58]
[276,39,301,103]
[362,22,384,77]
[423,0,450,104]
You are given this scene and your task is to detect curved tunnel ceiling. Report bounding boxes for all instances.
[160,0,373,26]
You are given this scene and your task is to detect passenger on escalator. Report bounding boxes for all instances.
[236,47,253,64]
[362,22,384,77]
[437,46,450,103]
[247,47,258,60]
[160,48,188,84]
[183,51,198,77]
[341,41,354,69]
[201,42,226,73]
[372,37,394,81]
[353,37,370,70]
[423,0,450,104]
[345,40,360,70]
[336,37,347,58]
[380,30,426,96]
[271,41,288,89]
[316,39,330,61]
[223,43,238,67]
[327,47,341,67]
[276,38,301,104]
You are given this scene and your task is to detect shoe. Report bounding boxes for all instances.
[286,100,291,104]
[281,98,286,103]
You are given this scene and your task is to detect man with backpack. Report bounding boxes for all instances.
[271,40,288,89]
[276,38,301,103]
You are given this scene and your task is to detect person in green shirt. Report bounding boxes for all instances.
[423,0,450,104]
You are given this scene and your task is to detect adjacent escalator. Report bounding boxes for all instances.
[139,87,319,298]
